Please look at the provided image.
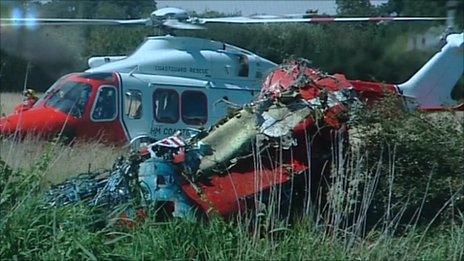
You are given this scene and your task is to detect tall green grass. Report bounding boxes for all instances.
[1,193,463,260]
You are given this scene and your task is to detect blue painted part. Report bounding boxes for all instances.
[138,157,195,219]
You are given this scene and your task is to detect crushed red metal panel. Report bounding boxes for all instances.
[181,160,306,217]
[261,62,349,99]
[349,80,397,104]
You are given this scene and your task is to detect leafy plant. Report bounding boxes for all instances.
[351,95,464,225]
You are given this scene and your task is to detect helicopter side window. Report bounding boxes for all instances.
[45,82,91,118]
[91,86,117,122]
[238,55,249,77]
[181,91,207,126]
[124,90,143,119]
[153,89,179,123]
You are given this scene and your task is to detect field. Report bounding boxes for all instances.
[1,92,464,260]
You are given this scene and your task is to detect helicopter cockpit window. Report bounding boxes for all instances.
[45,82,91,118]
[238,55,249,77]
[181,91,207,126]
[124,90,143,119]
[34,75,68,108]
[153,89,179,123]
[91,86,117,121]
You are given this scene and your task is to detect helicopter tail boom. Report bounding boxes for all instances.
[398,32,463,109]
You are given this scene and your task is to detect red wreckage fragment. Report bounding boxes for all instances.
[181,60,364,217]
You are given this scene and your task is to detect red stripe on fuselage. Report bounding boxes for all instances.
[308,17,335,23]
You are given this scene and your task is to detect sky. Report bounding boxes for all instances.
[156,0,389,16]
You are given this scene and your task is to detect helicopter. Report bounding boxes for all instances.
[41,32,463,220]
[0,7,460,144]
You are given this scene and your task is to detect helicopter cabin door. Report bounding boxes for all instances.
[119,75,153,141]
[84,83,133,143]
[68,73,126,143]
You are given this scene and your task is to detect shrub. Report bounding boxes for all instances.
[351,95,464,225]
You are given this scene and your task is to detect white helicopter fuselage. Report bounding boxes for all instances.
[87,36,277,140]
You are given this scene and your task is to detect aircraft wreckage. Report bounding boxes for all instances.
[42,59,410,221]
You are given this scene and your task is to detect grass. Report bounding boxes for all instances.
[0,137,120,185]
[1,93,463,260]
[1,139,463,260]
[0,92,120,184]
[1,185,463,260]
[0,92,24,116]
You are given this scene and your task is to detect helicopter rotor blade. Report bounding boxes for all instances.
[0,18,150,27]
[163,19,205,30]
[0,16,204,30]
[0,7,447,30]
[197,16,447,25]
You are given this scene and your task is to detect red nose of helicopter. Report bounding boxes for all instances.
[0,72,121,141]
[0,73,88,140]
[0,106,79,140]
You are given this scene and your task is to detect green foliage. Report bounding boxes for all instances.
[336,0,378,16]
[381,0,447,17]
[0,142,54,214]
[0,159,39,214]
[352,95,464,223]
[39,0,155,19]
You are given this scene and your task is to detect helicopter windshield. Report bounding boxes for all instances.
[45,81,92,118]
